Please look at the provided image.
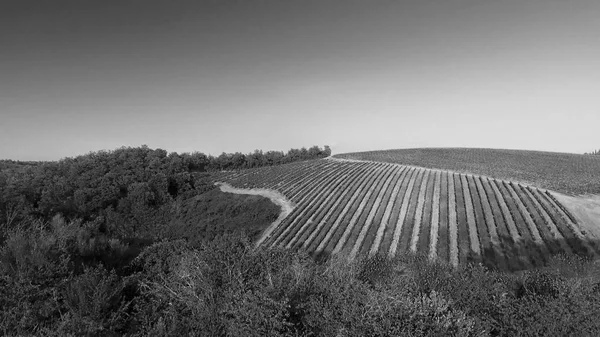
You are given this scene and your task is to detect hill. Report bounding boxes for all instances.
[217,158,599,271]
[334,148,600,195]
[4,146,600,335]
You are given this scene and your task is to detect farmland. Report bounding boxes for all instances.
[334,148,600,195]
[217,158,598,271]
[4,146,600,335]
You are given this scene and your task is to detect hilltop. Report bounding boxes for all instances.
[334,148,600,196]
[217,157,599,271]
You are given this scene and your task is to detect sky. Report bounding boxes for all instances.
[1,0,599,160]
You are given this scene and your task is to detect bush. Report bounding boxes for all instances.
[60,265,130,334]
[356,253,394,287]
[515,269,564,299]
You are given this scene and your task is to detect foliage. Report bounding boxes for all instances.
[2,223,600,336]
[0,144,329,238]
[159,188,280,245]
[2,145,600,335]
[209,145,331,171]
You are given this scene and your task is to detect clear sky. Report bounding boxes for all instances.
[1,0,599,160]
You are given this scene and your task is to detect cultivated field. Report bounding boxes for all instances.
[335,148,600,195]
[215,158,599,271]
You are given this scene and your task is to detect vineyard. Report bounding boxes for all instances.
[335,148,600,195]
[215,158,599,271]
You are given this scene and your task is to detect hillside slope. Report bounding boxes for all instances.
[217,158,598,271]
[334,148,600,195]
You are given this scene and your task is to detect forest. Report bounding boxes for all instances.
[2,145,600,336]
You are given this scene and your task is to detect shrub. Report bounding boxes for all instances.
[516,269,564,299]
[356,253,394,287]
[60,265,130,334]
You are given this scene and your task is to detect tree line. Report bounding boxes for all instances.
[206,145,331,171]
[585,149,600,155]
[0,144,330,234]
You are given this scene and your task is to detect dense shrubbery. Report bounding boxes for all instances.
[0,145,282,335]
[3,224,600,336]
[0,145,328,237]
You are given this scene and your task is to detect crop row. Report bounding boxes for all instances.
[217,159,598,270]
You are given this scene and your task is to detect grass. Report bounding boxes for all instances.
[335,148,600,195]
[161,188,281,246]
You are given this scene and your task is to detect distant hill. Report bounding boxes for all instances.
[335,148,600,195]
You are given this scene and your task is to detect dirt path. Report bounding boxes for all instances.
[215,182,295,247]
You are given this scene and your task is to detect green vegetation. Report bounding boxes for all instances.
[335,148,600,195]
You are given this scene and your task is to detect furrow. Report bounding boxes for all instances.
[298,163,380,250]
[513,183,563,256]
[361,167,408,256]
[268,162,365,247]
[397,169,426,255]
[497,181,544,267]
[521,185,573,255]
[453,174,470,265]
[279,161,334,195]
[505,182,549,258]
[447,173,459,267]
[461,174,481,258]
[312,164,384,254]
[417,169,436,257]
[530,188,594,257]
[284,162,380,248]
[285,161,346,202]
[348,165,400,260]
[388,168,422,257]
[436,171,450,263]
[332,164,391,255]
[263,160,326,190]
[475,176,507,270]
[368,167,409,256]
[428,171,441,260]
[410,169,431,253]
[375,167,417,256]
[490,179,521,243]
[261,162,354,247]
[488,179,530,269]
[466,175,494,268]
[542,190,597,257]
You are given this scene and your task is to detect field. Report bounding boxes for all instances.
[216,158,599,271]
[334,148,600,195]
